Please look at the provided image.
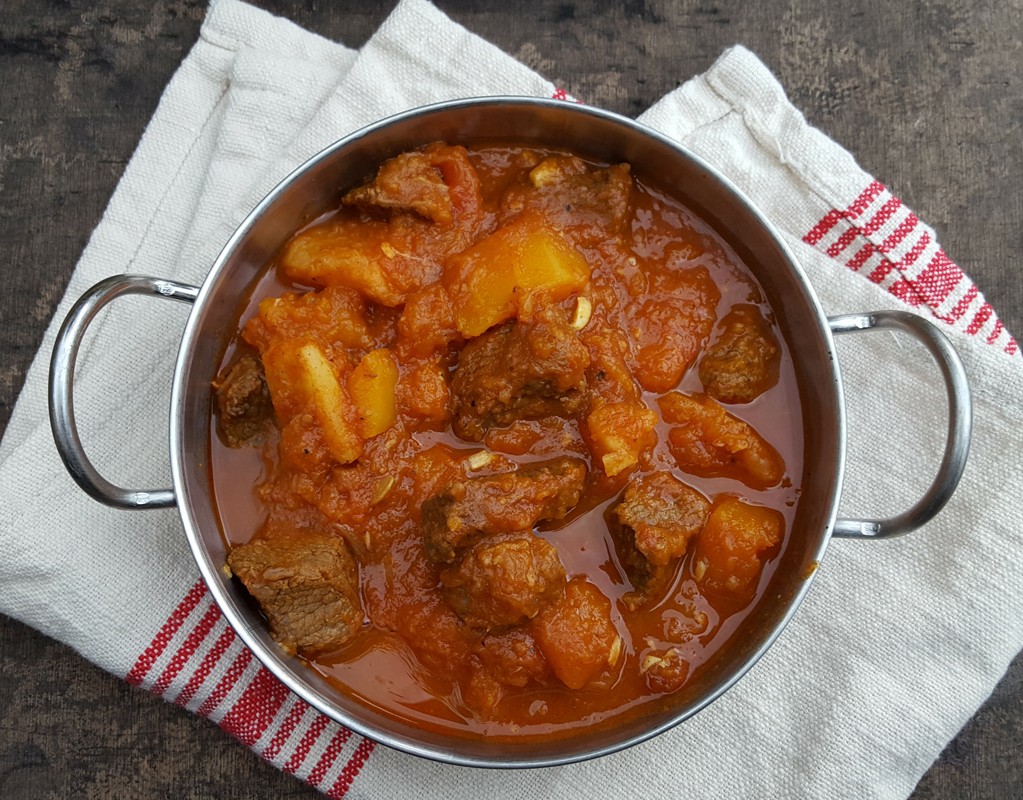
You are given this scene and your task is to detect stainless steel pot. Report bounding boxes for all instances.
[48,98,972,767]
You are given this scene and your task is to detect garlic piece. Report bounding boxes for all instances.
[464,450,496,471]
[608,635,623,666]
[370,474,396,505]
[571,296,592,330]
[640,653,664,674]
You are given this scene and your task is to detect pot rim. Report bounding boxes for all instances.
[167,96,845,767]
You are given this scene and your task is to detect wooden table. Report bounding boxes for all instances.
[1,1,1020,796]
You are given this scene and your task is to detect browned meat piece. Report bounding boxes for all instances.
[451,306,590,442]
[501,155,633,247]
[474,628,551,688]
[421,456,587,564]
[610,472,710,605]
[642,647,690,694]
[441,532,567,630]
[213,353,272,448]
[343,144,458,226]
[227,532,363,657]
[698,304,780,403]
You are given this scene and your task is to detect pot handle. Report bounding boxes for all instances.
[828,310,972,539]
[48,274,200,510]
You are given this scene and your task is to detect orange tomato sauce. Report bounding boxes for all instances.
[210,144,804,741]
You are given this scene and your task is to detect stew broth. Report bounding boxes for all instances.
[210,144,804,741]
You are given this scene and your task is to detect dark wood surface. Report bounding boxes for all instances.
[1,1,1020,796]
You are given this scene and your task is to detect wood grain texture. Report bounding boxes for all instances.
[1,0,1019,797]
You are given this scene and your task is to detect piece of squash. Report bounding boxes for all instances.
[658,391,785,489]
[262,340,363,465]
[279,221,403,306]
[586,401,658,478]
[348,348,399,438]
[692,497,783,598]
[399,360,451,423]
[245,285,372,353]
[444,213,590,337]
[532,578,619,690]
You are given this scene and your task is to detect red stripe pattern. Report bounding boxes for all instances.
[802,180,1019,357]
[127,580,375,797]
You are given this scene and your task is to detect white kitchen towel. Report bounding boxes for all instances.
[1,0,1021,798]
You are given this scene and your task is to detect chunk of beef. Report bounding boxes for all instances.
[451,305,590,442]
[421,456,587,564]
[641,647,690,694]
[227,532,363,657]
[658,391,786,489]
[441,531,567,630]
[610,472,710,606]
[474,628,551,688]
[501,156,633,248]
[343,147,455,226]
[213,353,272,448]
[698,304,780,404]
[464,626,554,713]
[692,496,784,599]
[282,145,484,305]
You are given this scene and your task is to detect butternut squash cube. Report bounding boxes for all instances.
[262,340,363,465]
[532,578,618,690]
[692,497,783,598]
[444,213,590,337]
[586,401,658,477]
[245,285,372,353]
[279,220,403,306]
[659,391,785,489]
[348,348,399,438]
[399,360,451,423]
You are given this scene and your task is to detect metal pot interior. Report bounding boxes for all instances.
[170,99,844,766]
